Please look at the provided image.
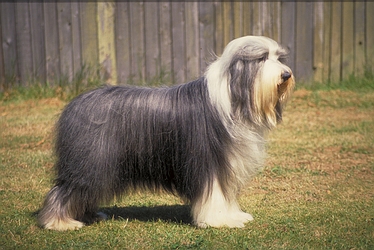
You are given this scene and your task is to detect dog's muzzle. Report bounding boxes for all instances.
[281,72,292,82]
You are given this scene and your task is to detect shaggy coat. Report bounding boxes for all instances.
[38,36,294,230]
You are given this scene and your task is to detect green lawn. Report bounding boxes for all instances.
[0,83,373,249]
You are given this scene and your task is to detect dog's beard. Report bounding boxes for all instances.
[253,59,294,128]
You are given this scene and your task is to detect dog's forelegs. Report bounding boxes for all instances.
[191,178,253,228]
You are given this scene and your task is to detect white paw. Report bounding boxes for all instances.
[237,211,254,222]
[45,218,84,231]
[195,212,253,228]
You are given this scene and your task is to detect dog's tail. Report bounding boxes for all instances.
[37,186,84,231]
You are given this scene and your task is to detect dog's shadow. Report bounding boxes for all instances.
[99,205,192,225]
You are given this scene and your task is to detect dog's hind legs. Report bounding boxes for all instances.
[37,186,85,231]
[38,184,107,231]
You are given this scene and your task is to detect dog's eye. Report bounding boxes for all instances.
[260,54,268,62]
[278,56,287,63]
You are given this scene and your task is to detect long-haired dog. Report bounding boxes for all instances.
[38,36,294,231]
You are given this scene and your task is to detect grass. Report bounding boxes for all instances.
[1,76,373,249]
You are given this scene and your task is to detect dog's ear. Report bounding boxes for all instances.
[228,57,258,122]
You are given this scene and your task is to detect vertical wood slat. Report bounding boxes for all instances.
[159,2,172,81]
[57,2,73,81]
[214,1,224,56]
[262,2,272,38]
[79,2,98,69]
[29,2,46,82]
[144,2,160,81]
[115,2,131,84]
[341,1,354,79]
[242,2,252,36]
[0,14,4,85]
[354,1,366,76]
[97,2,117,84]
[281,1,296,75]
[1,3,18,81]
[223,2,234,46]
[171,2,186,83]
[233,2,243,38]
[252,2,262,36]
[366,2,374,72]
[272,2,281,43]
[185,2,199,80]
[43,2,60,82]
[199,1,215,75]
[129,2,145,82]
[330,2,342,82]
[322,2,331,83]
[71,2,82,77]
[15,2,33,85]
[313,2,324,83]
[295,2,314,83]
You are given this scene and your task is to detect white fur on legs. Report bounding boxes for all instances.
[43,217,84,231]
[191,178,253,228]
[43,212,107,231]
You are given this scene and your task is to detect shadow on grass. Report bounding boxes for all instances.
[99,205,192,225]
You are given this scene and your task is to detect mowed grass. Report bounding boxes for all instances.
[0,82,373,249]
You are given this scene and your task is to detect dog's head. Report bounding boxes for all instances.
[206,36,295,129]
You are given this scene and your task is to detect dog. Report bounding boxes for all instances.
[38,36,294,231]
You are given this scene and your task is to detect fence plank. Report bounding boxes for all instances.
[15,3,33,85]
[144,2,160,81]
[80,2,98,68]
[57,2,73,81]
[330,2,342,82]
[223,2,234,46]
[171,2,186,83]
[354,1,366,76]
[234,2,243,38]
[341,1,354,79]
[295,2,314,83]
[242,2,252,36]
[43,2,60,82]
[199,1,215,75]
[129,2,145,82]
[185,2,199,80]
[322,2,331,83]
[262,2,272,38]
[367,2,374,72]
[281,1,296,76]
[313,2,324,83]
[97,2,117,84]
[159,2,172,81]
[115,2,131,84]
[273,2,281,42]
[252,2,261,36]
[0,3,18,82]
[214,1,224,55]
[71,3,82,77]
[0,15,4,85]
[29,2,46,82]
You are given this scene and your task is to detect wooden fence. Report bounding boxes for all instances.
[1,1,373,89]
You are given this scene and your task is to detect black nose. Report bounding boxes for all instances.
[282,72,292,81]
